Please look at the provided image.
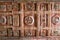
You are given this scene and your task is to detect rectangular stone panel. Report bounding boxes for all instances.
[13,15,19,27]
[7,28,13,37]
[6,15,13,25]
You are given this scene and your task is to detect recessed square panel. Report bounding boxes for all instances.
[25,2,34,11]
[54,3,60,11]
[13,3,21,11]
[41,29,48,36]
[24,29,36,37]
[2,30,7,36]
[40,3,49,11]
[6,5,12,11]
[13,30,21,37]
[0,5,6,11]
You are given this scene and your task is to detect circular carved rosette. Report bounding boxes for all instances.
[24,16,34,25]
[0,16,6,24]
[51,14,60,25]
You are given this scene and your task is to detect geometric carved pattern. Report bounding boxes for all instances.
[0,1,60,40]
[51,14,60,25]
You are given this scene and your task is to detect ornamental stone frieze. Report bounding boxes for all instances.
[0,2,60,40]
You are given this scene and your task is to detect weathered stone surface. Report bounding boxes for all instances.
[0,0,13,2]
[0,0,60,2]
